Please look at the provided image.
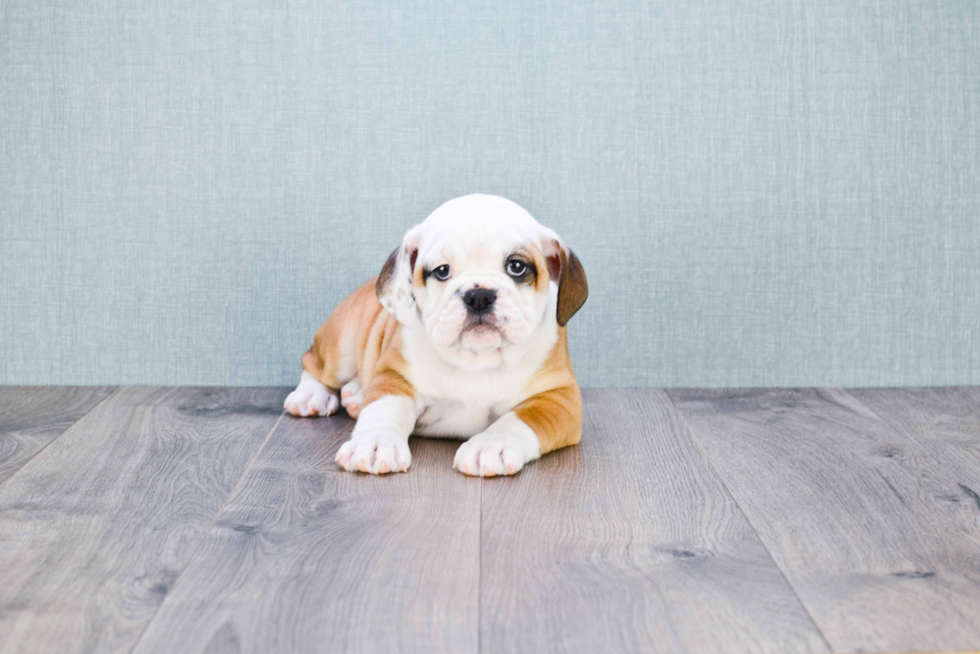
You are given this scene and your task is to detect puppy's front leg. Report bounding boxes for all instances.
[335,395,418,474]
[454,385,582,477]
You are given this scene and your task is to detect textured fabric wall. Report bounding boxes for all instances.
[2,0,978,387]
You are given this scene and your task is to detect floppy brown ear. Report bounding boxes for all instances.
[547,242,588,326]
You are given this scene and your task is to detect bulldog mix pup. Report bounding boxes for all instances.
[284,194,588,476]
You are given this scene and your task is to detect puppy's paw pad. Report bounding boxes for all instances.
[336,432,411,475]
[284,385,338,417]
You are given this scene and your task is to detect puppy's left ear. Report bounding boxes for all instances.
[377,225,422,325]
[541,232,588,326]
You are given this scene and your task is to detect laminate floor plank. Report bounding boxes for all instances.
[0,386,116,485]
[0,386,287,654]
[668,388,980,654]
[848,387,980,511]
[130,414,481,654]
[479,389,830,654]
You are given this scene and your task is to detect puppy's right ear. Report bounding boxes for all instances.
[376,225,422,325]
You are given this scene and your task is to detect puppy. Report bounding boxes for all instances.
[284,194,588,476]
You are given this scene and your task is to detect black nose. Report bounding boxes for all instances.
[463,288,497,314]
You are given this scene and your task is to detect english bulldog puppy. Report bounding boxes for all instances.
[283,194,588,476]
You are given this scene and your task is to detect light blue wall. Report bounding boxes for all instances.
[2,0,979,388]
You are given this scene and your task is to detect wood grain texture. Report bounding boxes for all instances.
[480,389,830,654]
[130,415,481,654]
[0,386,287,654]
[0,386,116,485]
[848,387,980,512]
[669,388,980,654]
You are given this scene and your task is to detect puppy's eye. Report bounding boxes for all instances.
[506,260,527,277]
[433,265,451,281]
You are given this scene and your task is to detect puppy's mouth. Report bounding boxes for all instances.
[462,313,498,331]
[457,315,505,352]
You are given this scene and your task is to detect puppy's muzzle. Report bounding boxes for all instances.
[463,288,496,315]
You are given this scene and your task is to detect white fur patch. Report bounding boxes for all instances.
[453,412,541,477]
[284,371,339,417]
[402,286,558,439]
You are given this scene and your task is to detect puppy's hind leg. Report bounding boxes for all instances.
[340,378,365,418]
[290,279,376,418]
[284,371,340,417]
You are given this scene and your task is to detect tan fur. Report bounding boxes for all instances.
[514,327,582,454]
[302,278,415,402]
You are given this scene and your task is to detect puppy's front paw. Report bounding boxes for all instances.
[336,432,412,474]
[454,433,531,477]
[284,381,339,417]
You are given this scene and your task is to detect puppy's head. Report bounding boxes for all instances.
[377,194,587,370]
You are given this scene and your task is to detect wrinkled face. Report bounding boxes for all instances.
[413,229,552,356]
[378,195,587,371]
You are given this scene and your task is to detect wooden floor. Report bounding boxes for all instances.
[1,388,979,654]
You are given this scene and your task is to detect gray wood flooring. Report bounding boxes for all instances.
[1,386,979,654]
[0,386,115,485]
